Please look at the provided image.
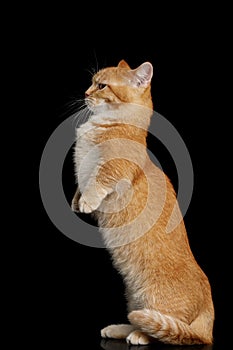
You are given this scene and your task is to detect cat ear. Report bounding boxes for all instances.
[118,60,131,69]
[131,62,153,88]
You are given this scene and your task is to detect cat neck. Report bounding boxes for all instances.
[89,103,153,130]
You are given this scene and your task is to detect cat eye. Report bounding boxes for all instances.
[98,83,107,90]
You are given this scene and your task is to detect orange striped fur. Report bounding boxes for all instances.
[72,60,214,345]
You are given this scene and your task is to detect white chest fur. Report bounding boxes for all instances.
[74,121,103,193]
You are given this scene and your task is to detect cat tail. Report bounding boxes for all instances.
[128,309,213,345]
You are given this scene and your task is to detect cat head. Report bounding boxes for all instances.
[85,60,153,112]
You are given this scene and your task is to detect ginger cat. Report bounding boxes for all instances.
[71,60,214,345]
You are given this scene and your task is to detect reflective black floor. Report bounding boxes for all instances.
[100,339,214,350]
[38,321,222,350]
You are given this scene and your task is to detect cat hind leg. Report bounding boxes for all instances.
[128,309,213,345]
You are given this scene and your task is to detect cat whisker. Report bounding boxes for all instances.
[72,106,92,128]
[57,101,82,120]
[93,49,99,73]
[86,68,96,77]
[60,97,86,117]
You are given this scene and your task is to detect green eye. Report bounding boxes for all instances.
[98,83,107,90]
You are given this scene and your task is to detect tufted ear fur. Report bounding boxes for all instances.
[118,60,131,69]
[130,62,153,88]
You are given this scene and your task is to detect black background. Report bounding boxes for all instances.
[34,10,228,350]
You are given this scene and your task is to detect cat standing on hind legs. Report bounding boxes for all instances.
[72,59,214,345]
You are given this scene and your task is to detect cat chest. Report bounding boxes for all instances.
[75,123,103,189]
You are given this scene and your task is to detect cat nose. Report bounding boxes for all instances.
[85,91,90,97]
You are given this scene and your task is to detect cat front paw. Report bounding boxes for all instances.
[71,188,81,213]
[79,196,100,214]
[71,197,80,213]
[101,324,134,339]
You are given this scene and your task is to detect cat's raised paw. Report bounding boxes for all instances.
[79,196,99,213]
[126,330,151,345]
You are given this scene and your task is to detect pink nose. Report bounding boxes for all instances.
[85,91,90,98]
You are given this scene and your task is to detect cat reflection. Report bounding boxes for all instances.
[100,339,213,350]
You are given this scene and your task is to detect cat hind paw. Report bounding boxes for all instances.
[126,330,151,345]
[101,324,134,339]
